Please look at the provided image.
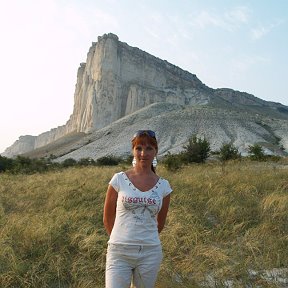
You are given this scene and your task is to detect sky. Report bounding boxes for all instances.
[0,0,287,154]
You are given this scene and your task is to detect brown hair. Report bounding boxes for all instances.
[131,134,158,151]
[131,134,158,173]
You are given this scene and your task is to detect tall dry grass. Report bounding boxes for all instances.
[0,161,287,287]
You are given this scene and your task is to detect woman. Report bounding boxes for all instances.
[103,130,172,288]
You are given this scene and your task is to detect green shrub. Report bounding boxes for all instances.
[248,144,265,161]
[62,158,77,167]
[182,135,210,163]
[162,152,183,171]
[10,156,50,174]
[96,155,121,166]
[0,156,14,172]
[77,158,96,166]
[219,143,241,161]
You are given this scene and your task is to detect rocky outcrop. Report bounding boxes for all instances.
[2,135,36,157]
[69,33,212,132]
[3,33,211,157]
[2,33,288,158]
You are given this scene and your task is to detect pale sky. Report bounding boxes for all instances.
[0,0,287,154]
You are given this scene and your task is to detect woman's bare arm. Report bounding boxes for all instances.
[103,185,118,235]
[157,194,171,233]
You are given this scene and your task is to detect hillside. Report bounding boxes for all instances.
[22,103,288,161]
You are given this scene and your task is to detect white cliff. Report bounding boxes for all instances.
[2,33,288,158]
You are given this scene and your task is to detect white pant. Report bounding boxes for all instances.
[105,243,163,288]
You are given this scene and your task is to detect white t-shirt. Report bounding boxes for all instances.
[108,171,173,245]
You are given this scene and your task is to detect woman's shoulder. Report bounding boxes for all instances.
[159,176,170,185]
[123,169,132,177]
[110,171,125,182]
[112,170,126,176]
[158,176,173,191]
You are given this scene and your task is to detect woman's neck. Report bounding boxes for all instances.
[132,166,154,176]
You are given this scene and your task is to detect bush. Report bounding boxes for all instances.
[182,135,210,163]
[77,158,96,166]
[0,156,14,172]
[96,155,121,166]
[62,158,77,168]
[162,152,183,171]
[248,144,265,161]
[0,154,122,174]
[11,156,51,174]
[219,143,241,161]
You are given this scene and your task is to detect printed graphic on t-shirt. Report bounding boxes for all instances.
[121,190,161,220]
[121,172,162,223]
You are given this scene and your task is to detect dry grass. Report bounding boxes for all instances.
[0,161,287,287]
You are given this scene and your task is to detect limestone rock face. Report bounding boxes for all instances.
[68,33,210,132]
[2,136,36,157]
[3,33,212,157]
[2,33,288,158]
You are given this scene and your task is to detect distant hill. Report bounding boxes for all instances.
[2,33,288,159]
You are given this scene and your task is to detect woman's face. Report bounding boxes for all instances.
[132,140,157,167]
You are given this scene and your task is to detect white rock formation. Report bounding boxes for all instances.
[2,33,288,158]
[2,135,36,157]
[52,103,288,162]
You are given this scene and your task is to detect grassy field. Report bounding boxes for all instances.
[0,161,287,287]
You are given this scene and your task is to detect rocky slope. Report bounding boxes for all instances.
[20,102,288,161]
[2,33,288,159]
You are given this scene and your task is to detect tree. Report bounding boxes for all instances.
[248,144,265,161]
[183,135,210,163]
[0,156,13,172]
[219,143,240,161]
